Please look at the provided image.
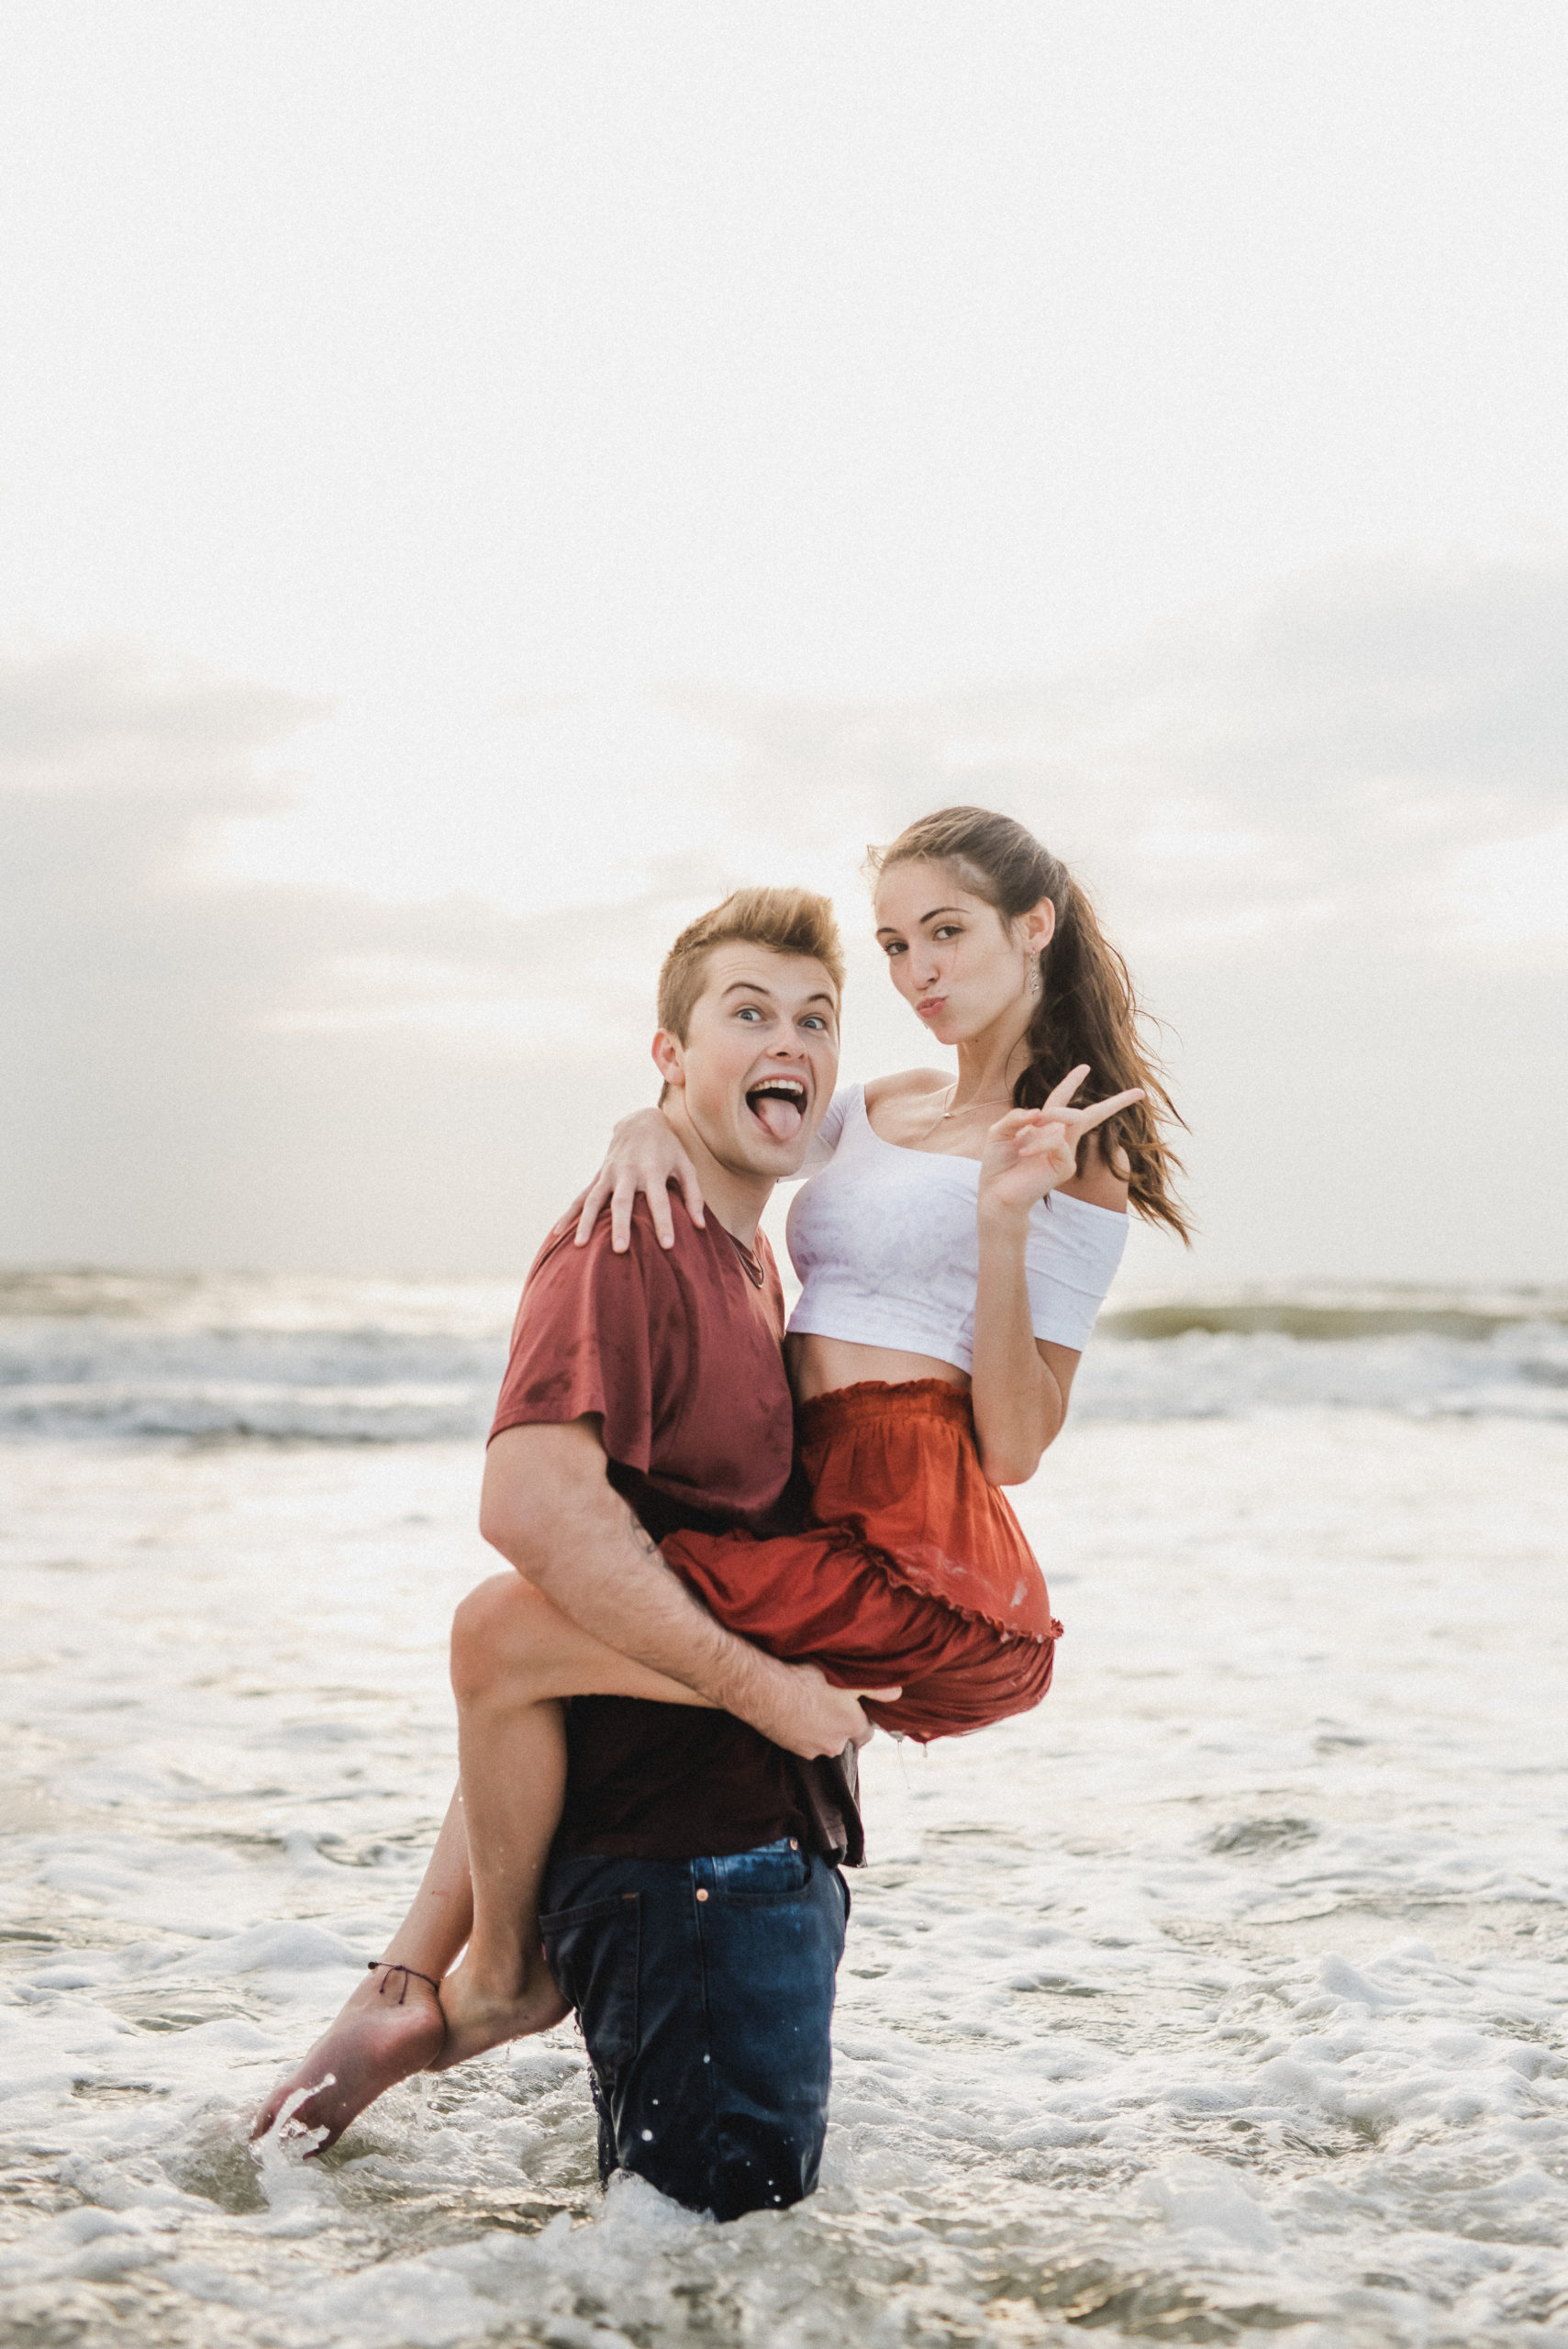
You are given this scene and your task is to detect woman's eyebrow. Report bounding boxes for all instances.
[876,905,964,933]
[873,905,964,935]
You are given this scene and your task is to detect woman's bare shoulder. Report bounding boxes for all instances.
[863,1066,951,1110]
[1061,1129,1131,1212]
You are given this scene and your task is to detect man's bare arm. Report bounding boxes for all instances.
[479,1419,888,1757]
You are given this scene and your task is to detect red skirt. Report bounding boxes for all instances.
[662,1380,1061,1743]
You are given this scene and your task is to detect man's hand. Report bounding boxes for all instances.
[483,1422,898,1753]
[741,1657,899,1758]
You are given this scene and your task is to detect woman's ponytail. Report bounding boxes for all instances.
[870,807,1192,1243]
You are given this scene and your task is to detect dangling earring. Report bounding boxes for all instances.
[1027,954,1042,1000]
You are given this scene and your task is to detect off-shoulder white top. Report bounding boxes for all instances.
[784,1084,1128,1373]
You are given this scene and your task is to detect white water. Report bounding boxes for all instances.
[3,1282,1567,2346]
[3,1270,1566,1440]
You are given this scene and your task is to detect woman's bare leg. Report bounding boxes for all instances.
[251,1788,471,2149]
[433,1571,715,2066]
[253,1574,715,2143]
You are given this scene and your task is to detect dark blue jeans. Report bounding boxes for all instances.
[539,1837,849,2222]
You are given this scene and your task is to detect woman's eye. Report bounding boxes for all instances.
[932,924,961,941]
[736,1006,762,1021]
[883,941,906,958]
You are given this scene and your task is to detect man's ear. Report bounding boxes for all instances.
[651,1028,685,1090]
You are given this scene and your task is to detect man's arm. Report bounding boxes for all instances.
[479,1418,886,1757]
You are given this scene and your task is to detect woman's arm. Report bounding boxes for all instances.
[573,1108,706,1253]
[970,1230,1073,1485]
[573,1081,851,1253]
[970,1068,1140,1486]
[481,1419,889,1752]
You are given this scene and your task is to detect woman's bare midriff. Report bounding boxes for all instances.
[785,1330,968,1405]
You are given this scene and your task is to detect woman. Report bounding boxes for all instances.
[256,807,1187,2149]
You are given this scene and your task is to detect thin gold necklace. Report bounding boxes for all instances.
[939,1085,1013,1119]
[916,1083,1014,1144]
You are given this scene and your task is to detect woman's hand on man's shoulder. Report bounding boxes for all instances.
[573,1107,706,1254]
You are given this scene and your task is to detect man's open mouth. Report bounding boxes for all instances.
[745,1075,807,1141]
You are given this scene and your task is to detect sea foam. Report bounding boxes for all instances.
[3,1269,1564,1438]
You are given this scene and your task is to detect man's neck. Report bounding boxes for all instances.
[662,1104,773,1247]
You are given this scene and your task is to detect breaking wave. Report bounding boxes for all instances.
[2,1269,1564,1440]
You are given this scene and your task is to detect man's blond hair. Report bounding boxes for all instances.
[657,887,844,1041]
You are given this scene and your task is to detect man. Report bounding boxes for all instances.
[258,886,876,2217]
[470,886,875,2220]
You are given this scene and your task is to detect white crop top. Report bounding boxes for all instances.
[784,1084,1129,1372]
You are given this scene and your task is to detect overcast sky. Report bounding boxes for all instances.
[3,3,1565,1288]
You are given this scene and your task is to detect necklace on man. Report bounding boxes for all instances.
[725,1228,766,1288]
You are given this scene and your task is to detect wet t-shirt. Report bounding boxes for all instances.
[489,1197,813,1859]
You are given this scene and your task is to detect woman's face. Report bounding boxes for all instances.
[873,859,1052,1048]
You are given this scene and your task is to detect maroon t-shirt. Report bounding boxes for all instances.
[489,1197,813,1860]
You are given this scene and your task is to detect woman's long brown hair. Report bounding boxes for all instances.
[870,806,1192,1243]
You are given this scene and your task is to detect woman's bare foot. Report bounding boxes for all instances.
[250,1965,447,2153]
[429,1949,571,2069]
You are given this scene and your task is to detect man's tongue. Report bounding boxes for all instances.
[751,1092,803,1141]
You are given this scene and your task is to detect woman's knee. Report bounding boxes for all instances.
[450,1572,554,1704]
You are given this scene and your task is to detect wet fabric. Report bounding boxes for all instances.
[491,1198,815,1861]
[663,1379,1062,1744]
[539,1836,848,2221]
[490,1197,793,1528]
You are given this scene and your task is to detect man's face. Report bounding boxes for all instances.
[655,943,840,1180]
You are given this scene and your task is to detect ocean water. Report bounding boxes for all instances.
[3,1268,1565,1442]
[2,1273,1566,2348]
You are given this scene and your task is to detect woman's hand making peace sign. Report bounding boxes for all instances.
[977,1063,1144,1224]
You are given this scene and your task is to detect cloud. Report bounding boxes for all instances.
[0,640,317,796]
[4,561,1565,1280]
[663,555,1568,970]
[651,560,1568,1285]
[1445,822,1568,951]
[0,644,717,1270]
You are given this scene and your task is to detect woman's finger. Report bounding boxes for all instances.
[573,1177,611,1247]
[1014,1122,1073,1155]
[1040,1063,1092,1111]
[610,1172,641,1254]
[1069,1086,1145,1134]
[677,1163,706,1230]
[647,1173,678,1252]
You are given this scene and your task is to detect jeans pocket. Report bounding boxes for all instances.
[709,1836,812,1905]
[539,1891,640,2073]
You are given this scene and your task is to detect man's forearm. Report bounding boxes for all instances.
[480,1423,799,1730]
